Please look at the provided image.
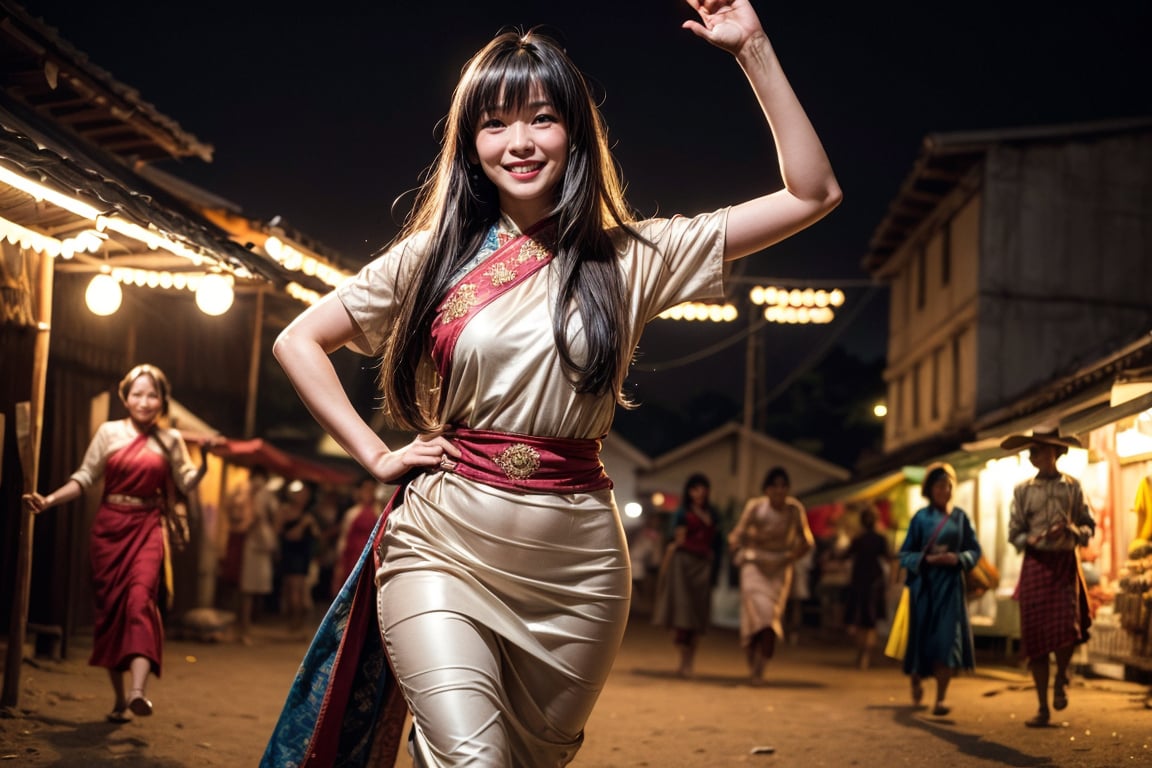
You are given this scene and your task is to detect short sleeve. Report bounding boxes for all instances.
[615,207,729,324]
[335,232,430,356]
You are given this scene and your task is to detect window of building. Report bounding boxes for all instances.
[941,220,952,287]
[912,362,921,429]
[916,247,926,310]
[931,347,941,422]
[951,335,962,413]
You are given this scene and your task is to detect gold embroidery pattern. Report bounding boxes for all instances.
[492,443,542,480]
[441,283,478,323]
[485,262,517,286]
[515,238,550,265]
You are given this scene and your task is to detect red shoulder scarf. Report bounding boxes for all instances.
[429,218,556,380]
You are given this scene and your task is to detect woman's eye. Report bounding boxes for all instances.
[533,113,558,125]
[479,118,504,130]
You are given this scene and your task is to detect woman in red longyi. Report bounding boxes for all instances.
[23,364,214,723]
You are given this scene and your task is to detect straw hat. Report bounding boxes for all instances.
[999,427,1081,452]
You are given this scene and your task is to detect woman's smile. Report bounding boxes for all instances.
[474,85,568,228]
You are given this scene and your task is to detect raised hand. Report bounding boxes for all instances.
[682,0,766,55]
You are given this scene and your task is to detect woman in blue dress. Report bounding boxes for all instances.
[898,462,981,716]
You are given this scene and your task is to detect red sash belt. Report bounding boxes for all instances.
[104,492,163,509]
[445,426,613,494]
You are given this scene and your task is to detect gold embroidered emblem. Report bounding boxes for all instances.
[485,262,517,286]
[492,443,541,480]
[441,283,479,323]
[514,238,550,265]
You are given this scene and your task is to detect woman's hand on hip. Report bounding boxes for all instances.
[368,432,461,483]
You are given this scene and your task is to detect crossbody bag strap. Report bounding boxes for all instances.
[922,510,952,554]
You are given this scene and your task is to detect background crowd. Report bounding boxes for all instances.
[214,470,387,645]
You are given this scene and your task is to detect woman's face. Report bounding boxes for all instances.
[766,478,789,509]
[687,483,709,508]
[124,374,163,427]
[929,475,953,510]
[473,83,568,226]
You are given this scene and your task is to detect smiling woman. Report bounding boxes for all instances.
[472,86,570,227]
[263,2,840,766]
[21,364,216,724]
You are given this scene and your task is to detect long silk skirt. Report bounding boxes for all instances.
[376,473,631,767]
[88,504,164,674]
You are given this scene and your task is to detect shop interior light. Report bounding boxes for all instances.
[1117,409,1152,459]
[85,271,122,316]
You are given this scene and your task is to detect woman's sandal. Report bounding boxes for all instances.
[105,708,132,724]
[1053,676,1069,711]
[931,702,951,717]
[127,689,153,717]
[1024,709,1051,728]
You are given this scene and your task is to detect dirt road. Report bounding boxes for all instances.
[3,617,1151,767]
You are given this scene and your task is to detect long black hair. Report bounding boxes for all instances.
[379,29,639,431]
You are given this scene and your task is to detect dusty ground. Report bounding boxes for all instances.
[3,614,1152,767]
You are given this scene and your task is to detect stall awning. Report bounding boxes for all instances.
[209,438,359,486]
[800,469,910,508]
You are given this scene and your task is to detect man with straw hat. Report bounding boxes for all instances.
[1001,427,1095,728]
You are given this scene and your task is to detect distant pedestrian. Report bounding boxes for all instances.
[235,465,279,645]
[629,514,666,614]
[653,472,723,677]
[332,476,384,595]
[1001,428,1095,727]
[21,364,215,722]
[898,462,980,716]
[840,505,891,669]
[277,480,320,634]
[728,466,814,683]
[310,485,345,606]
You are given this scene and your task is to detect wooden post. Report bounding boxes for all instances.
[243,287,264,438]
[738,310,757,504]
[2,247,53,708]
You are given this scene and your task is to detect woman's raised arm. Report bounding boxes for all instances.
[683,0,841,261]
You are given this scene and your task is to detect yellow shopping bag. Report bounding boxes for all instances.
[884,586,910,660]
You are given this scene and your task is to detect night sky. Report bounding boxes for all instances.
[18,0,1152,427]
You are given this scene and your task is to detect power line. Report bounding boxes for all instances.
[755,285,882,412]
[726,275,879,288]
